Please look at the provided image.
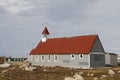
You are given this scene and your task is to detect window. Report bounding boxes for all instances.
[35,55,39,62]
[17,58,18,61]
[41,54,45,61]
[54,54,58,62]
[79,54,83,59]
[48,54,51,62]
[71,54,75,59]
[14,58,16,61]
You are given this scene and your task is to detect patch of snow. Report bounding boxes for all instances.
[87,73,94,76]
[0,63,11,68]
[25,66,36,71]
[73,74,84,80]
[65,73,84,80]
[93,77,98,80]
[87,74,90,76]
[101,75,108,78]
[90,74,94,76]
[108,69,115,77]
[64,77,75,80]
[100,75,108,79]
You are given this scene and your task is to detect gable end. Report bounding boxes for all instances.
[90,36,105,52]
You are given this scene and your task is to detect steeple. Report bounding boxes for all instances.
[42,27,49,35]
[41,26,49,42]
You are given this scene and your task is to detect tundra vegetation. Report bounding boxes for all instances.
[0,62,120,80]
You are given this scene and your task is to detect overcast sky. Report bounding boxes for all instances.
[1,0,120,56]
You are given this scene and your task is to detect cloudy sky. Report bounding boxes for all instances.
[1,0,120,56]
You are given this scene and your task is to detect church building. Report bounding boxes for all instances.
[29,27,105,68]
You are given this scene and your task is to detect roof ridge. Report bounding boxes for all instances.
[47,34,98,40]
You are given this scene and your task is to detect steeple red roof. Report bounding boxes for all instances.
[30,35,98,55]
[42,27,49,35]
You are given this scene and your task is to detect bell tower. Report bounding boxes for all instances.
[41,26,49,42]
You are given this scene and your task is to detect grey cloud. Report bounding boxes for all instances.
[0,0,33,14]
[20,0,96,22]
[0,0,120,56]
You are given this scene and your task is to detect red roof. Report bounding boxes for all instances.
[30,35,97,55]
[42,27,49,35]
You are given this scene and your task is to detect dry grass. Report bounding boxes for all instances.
[0,65,120,80]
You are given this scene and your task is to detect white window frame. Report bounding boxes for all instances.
[14,58,16,61]
[79,54,83,59]
[54,54,58,62]
[41,54,45,62]
[48,54,51,62]
[71,54,75,59]
[35,55,39,62]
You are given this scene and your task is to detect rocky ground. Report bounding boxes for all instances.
[0,62,120,80]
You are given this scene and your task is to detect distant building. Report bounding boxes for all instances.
[29,27,106,68]
[7,56,27,62]
[105,53,118,66]
[0,56,7,64]
[117,56,120,66]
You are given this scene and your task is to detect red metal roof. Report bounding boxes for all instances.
[30,35,97,55]
[42,27,49,35]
